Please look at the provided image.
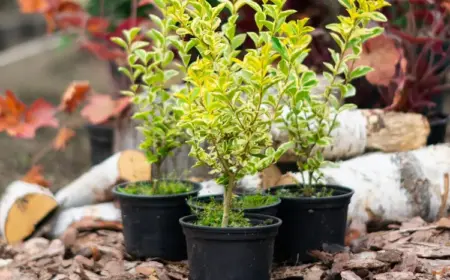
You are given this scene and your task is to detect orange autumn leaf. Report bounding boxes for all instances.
[22,165,51,188]
[349,34,407,87]
[442,1,450,11]
[16,0,49,13]
[86,17,110,34]
[53,127,76,151]
[44,0,84,33]
[0,90,26,132]
[0,91,58,139]
[81,94,131,125]
[59,81,91,113]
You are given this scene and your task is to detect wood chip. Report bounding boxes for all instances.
[343,258,388,270]
[373,272,415,280]
[271,264,322,279]
[376,250,403,263]
[341,270,363,280]
[394,252,418,272]
[386,242,450,258]
[74,255,94,269]
[102,260,125,276]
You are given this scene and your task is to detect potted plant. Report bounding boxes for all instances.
[111,15,201,260]
[132,0,313,278]
[271,0,391,264]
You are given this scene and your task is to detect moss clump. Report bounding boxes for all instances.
[119,180,193,196]
[237,194,279,208]
[195,202,251,228]
[191,194,279,210]
[276,186,334,198]
[191,194,278,228]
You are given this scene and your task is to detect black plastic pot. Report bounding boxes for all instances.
[188,194,281,217]
[113,180,201,260]
[85,124,114,166]
[427,113,449,145]
[180,213,282,280]
[270,184,354,264]
[275,161,299,174]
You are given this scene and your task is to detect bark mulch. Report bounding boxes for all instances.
[1,216,450,280]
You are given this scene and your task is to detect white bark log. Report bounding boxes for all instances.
[274,109,430,162]
[55,150,150,209]
[50,202,121,238]
[202,144,450,225]
[55,153,121,209]
[0,181,58,244]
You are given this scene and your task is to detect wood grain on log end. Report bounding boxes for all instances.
[0,181,58,244]
[363,109,430,153]
[118,150,151,182]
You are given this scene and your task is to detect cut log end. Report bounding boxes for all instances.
[6,194,57,244]
[118,150,151,182]
[0,182,58,244]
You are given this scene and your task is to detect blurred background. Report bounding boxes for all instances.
[0,0,113,190]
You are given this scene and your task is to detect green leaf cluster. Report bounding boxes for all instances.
[279,0,390,191]
[112,6,185,178]
[114,0,391,225]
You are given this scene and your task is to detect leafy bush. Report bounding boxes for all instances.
[117,0,389,226]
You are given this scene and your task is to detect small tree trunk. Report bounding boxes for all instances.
[221,176,235,227]
[153,162,162,180]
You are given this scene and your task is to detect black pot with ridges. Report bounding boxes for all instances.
[269,184,354,264]
[180,213,282,280]
[113,180,201,260]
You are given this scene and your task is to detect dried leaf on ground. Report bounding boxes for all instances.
[59,81,91,113]
[53,127,76,151]
[341,270,363,280]
[22,165,51,187]
[81,94,130,125]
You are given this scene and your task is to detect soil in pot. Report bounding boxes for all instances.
[113,180,201,260]
[427,113,449,145]
[85,124,113,166]
[180,213,282,280]
[188,194,281,216]
[270,184,354,265]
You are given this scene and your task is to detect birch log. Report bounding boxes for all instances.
[0,181,58,244]
[274,109,430,162]
[55,150,151,209]
[201,144,450,225]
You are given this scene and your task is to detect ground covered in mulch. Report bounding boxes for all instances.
[2,217,450,280]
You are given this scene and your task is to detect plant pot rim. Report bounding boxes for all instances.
[113,179,201,199]
[268,184,354,202]
[188,194,281,211]
[428,112,450,125]
[180,213,282,231]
